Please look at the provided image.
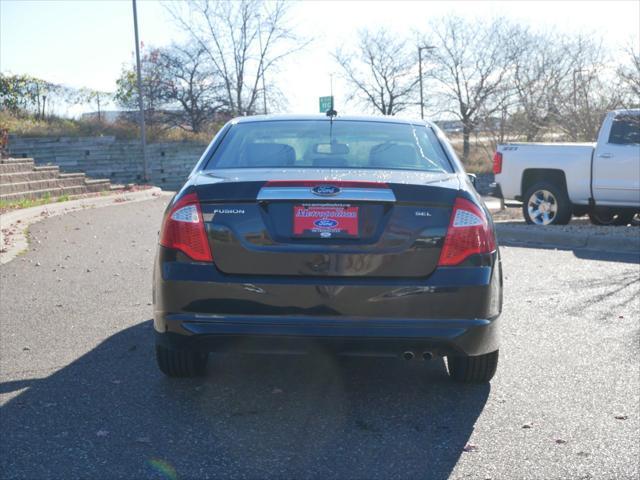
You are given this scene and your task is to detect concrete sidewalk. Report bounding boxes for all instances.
[0,187,170,265]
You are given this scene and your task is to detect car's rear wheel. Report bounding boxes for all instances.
[447,350,499,383]
[588,208,636,226]
[522,182,572,225]
[156,345,208,377]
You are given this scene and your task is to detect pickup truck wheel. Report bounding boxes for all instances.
[447,350,499,383]
[588,209,636,226]
[156,345,208,377]
[523,182,572,225]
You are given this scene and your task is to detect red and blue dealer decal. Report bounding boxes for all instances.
[293,205,359,237]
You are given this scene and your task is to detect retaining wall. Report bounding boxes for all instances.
[8,135,496,194]
[8,136,207,190]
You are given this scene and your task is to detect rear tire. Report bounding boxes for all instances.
[588,209,636,226]
[522,181,572,225]
[156,345,208,377]
[447,350,499,383]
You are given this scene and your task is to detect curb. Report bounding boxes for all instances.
[496,224,640,253]
[0,187,171,265]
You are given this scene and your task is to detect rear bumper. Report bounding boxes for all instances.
[155,314,499,357]
[153,247,502,357]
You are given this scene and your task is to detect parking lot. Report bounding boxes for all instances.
[1,197,638,479]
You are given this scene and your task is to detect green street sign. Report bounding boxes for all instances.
[319,96,333,113]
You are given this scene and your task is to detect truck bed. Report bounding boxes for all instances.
[495,142,595,204]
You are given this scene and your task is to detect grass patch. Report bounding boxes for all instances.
[0,192,69,212]
[450,143,494,174]
[1,110,222,142]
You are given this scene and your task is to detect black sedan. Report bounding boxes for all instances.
[153,115,502,383]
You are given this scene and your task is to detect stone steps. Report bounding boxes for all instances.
[0,176,93,195]
[0,187,65,202]
[0,157,117,203]
[0,157,34,164]
[0,159,36,174]
[0,169,61,183]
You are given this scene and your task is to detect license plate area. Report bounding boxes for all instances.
[293,204,359,238]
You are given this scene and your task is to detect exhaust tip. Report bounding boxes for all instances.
[403,351,415,361]
[422,351,433,361]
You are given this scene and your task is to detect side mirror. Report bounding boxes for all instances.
[467,173,477,188]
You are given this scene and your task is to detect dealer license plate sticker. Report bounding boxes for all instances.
[293,205,359,238]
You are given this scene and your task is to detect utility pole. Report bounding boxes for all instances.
[418,45,435,119]
[132,0,149,183]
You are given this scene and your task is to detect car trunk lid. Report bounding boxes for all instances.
[194,169,460,278]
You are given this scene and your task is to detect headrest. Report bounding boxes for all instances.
[243,143,295,166]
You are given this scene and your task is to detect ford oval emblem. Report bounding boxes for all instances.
[314,218,338,228]
[311,185,341,196]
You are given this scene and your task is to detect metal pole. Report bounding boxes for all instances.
[330,74,334,110]
[418,46,435,119]
[132,0,149,183]
[418,47,424,119]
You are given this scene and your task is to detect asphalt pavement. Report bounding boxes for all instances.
[1,197,638,480]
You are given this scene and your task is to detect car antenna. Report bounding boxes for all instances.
[326,74,337,118]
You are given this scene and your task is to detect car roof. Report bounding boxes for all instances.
[611,108,640,116]
[230,114,433,127]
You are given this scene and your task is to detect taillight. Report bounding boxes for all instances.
[493,151,503,174]
[438,197,496,266]
[159,192,212,262]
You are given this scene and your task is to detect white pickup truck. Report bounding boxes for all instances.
[493,109,640,225]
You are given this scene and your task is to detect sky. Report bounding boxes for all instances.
[1,0,639,117]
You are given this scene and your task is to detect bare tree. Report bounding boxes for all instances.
[552,35,623,141]
[76,89,113,122]
[334,29,419,115]
[425,17,518,161]
[507,29,577,141]
[156,45,226,133]
[617,43,640,106]
[115,49,171,127]
[165,0,308,116]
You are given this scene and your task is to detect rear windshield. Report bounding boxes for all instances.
[206,120,454,173]
[608,115,640,145]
